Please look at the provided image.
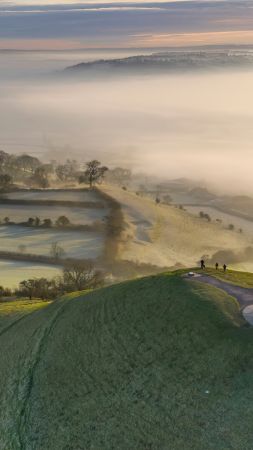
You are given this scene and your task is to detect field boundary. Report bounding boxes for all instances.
[0,250,94,266]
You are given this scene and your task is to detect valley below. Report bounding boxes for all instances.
[1,181,253,288]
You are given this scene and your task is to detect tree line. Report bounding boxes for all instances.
[0,261,104,300]
[0,150,133,190]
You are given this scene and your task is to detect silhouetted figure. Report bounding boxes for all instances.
[223,264,227,272]
[200,259,205,269]
[215,262,219,270]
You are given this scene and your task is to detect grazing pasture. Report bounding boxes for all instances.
[0,272,253,449]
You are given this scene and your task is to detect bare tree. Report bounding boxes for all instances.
[0,151,11,172]
[19,278,53,300]
[63,261,103,291]
[79,160,108,188]
[56,160,78,182]
[19,279,36,300]
[0,174,12,189]
[32,166,49,188]
[50,242,65,260]
[15,154,40,173]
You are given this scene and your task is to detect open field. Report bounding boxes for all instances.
[1,271,253,449]
[0,204,107,225]
[101,185,251,269]
[0,260,61,288]
[0,226,104,260]
[0,299,50,333]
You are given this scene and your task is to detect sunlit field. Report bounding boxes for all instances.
[0,260,61,288]
[0,298,50,333]
[185,206,253,237]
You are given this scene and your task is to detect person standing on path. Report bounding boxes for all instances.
[215,262,219,270]
[200,259,205,269]
[223,264,227,272]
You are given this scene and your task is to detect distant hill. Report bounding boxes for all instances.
[64,49,253,75]
[216,195,253,221]
[189,186,216,201]
[0,271,253,449]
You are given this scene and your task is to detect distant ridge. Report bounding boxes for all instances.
[65,49,253,75]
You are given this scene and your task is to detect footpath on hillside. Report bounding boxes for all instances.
[188,274,253,325]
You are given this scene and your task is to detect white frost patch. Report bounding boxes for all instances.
[242,305,253,326]
[0,226,104,259]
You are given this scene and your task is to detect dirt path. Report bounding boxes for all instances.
[192,274,253,325]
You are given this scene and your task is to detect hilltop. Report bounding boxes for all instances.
[1,270,253,449]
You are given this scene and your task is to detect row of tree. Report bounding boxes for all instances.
[0,150,134,190]
[2,215,72,228]
[17,261,104,300]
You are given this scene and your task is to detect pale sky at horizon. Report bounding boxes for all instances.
[0,0,252,49]
[3,0,218,4]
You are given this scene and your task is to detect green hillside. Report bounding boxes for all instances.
[199,267,253,288]
[1,273,253,449]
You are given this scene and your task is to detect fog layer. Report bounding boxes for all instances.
[0,50,253,194]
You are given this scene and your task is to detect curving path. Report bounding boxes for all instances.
[189,274,253,325]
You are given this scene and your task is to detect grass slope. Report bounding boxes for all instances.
[1,273,253,449]
[0,299,50,334]
[198,267,253,288]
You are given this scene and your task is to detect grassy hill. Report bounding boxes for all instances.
[198,267,253,288]
[1,272,253,449]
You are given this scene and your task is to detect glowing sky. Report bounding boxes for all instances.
[0,1,252,49]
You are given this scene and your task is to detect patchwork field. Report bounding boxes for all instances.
[0,226,104,259]
[0,271,253,449]
[0,188,110,287]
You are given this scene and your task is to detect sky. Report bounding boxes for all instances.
[0,1,252,193]
[0,0,253,49]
